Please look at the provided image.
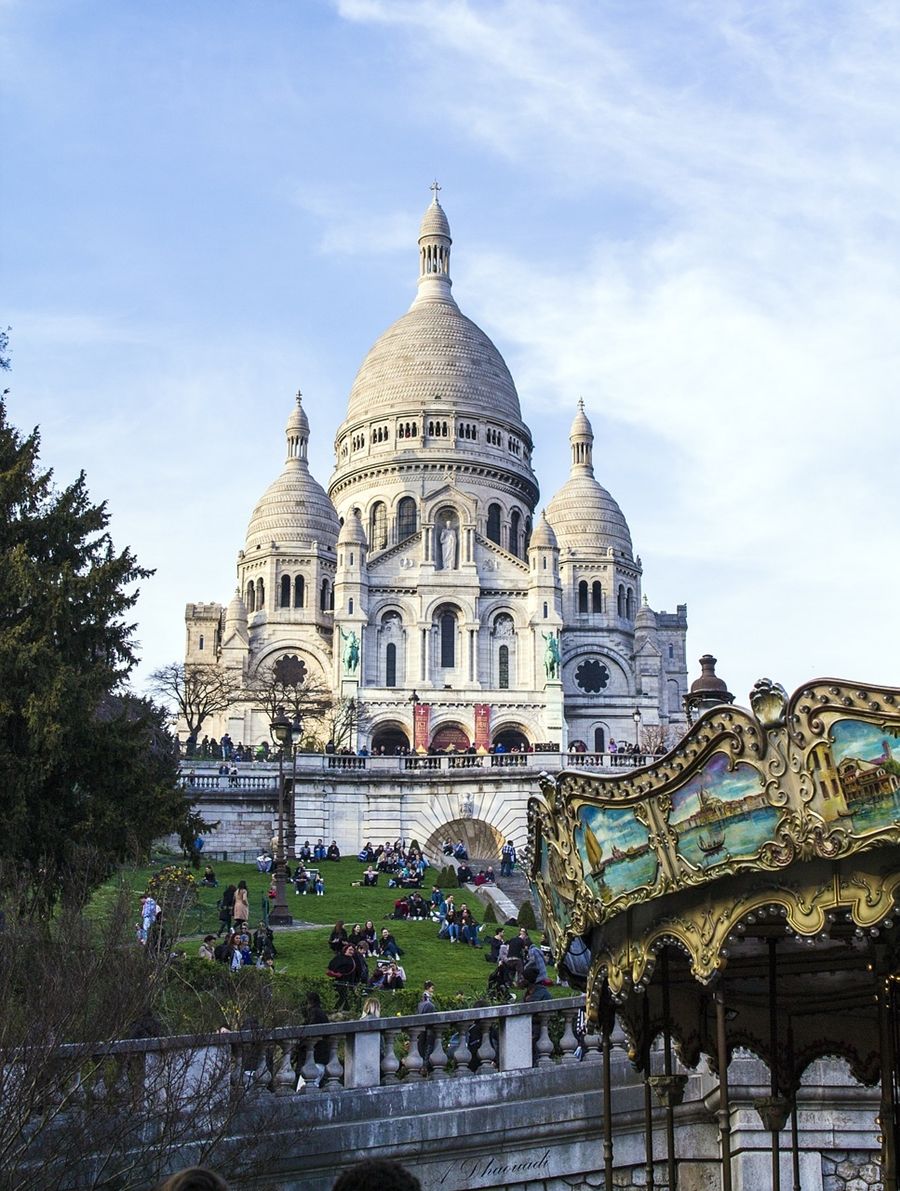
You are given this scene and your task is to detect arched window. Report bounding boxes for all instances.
[397,497,417,540]
[198,634,204,651]
[386,642,397,688]
[440,611,456,668]
[592,581,602,613]
[617,584,625,616]
[668,643,674,661]
[328,584,334,611]
[294,575,304,608]
[498,645,509,689]
[370,501,388,551]
[320,579,329,611]
[348,598,354,614]
[280,575,291,608]
[256,577,265,610]
[578,580,589,613]
[626,588,635,619]
[594,726,606,753]
[246,581,255,613]
[509,509,521,557]
[486,503,501,545]
[524,516,532,553]
[543,602,548,618]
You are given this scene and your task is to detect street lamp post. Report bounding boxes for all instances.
[632,707,642,766]
[347,698,356,755]
[409,689,420,754]
[269,709,294,928]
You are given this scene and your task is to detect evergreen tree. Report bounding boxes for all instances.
[0,390,195,902]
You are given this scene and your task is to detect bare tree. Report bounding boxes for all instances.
[321,696,373,753]
[148,662,243,753]
[640,723,670,755]
[245,655,331,744]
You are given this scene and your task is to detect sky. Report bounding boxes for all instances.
[3,0,899,707]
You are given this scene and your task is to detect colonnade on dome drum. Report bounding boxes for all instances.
[530,676,900,1190]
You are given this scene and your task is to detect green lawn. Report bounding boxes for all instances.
[109,854,560,1006]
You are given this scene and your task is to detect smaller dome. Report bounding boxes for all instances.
[225,587,248,626]
[419,196,451,241]
[545,474,633,558]
[529,510,558,550]
[635,595,658,632]
[245,395,339,552]
[338,509,368,548]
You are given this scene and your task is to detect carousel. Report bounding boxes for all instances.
[529,677,900,1190]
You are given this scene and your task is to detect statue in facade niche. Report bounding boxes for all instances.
[440,519,458,569]
[542,631,561,680]
[340,627,360,672]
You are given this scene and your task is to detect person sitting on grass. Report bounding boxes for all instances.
[326,840,341,862]
[361,920,377,948]
[362,865,378,886]
[299,840,312,862]
[253,922,276,959]
[329,920,349,953]
[408,892,429,919]
[456,862,474,886]
[378,928,402,959]
[293,865,310,895]
[391,896,409,920]
[314,873,325,895]
[372,960,406,990]
[201,865,217,887]
[458,905,481,947]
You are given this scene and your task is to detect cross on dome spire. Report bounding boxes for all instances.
[430,179,442,201]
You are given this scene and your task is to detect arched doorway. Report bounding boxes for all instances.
[493,725,530,752]
[371,723,410,755]
[424,818,502,865]
[431,722,470,752]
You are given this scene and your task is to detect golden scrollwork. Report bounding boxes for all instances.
[530,675,900,1005]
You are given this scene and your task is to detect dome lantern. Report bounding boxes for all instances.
[416,181,453,305]
[570,398,594,473]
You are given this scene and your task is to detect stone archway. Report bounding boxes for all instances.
[371,722,410,755]
[424,818,502,866]
[493,724,530,752]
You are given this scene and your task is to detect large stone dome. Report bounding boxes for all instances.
[344,299,524,425]
[342,193,526,430]
[545,402,634,559]
[245,395,339,552]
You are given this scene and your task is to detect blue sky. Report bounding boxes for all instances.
[3,0,899,704]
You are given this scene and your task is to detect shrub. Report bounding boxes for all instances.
[147,865,198,917]
[482,901,497,925]
[516,899,537,931]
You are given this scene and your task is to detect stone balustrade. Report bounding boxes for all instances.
[179,751,658,788]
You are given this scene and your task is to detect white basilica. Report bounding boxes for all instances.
[184,192,688,754]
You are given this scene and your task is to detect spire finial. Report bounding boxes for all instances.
[577,397,585,412]
[296,388,303,405]
[430,179,442,203]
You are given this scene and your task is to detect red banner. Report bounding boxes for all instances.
[474,703,491,751]
[413,702,431,752]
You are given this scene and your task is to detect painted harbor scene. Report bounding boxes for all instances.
[810,719,900,838]
[667,752,779,871]
[576,804,658,903]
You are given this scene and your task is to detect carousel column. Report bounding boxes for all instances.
[715,985,733,1191]
[877,944,898,1191]
[601,993,614,1190]
[642,992,656,1191]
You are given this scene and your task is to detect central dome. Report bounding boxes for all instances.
[345,299,524,424]
[342,193,526,430]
